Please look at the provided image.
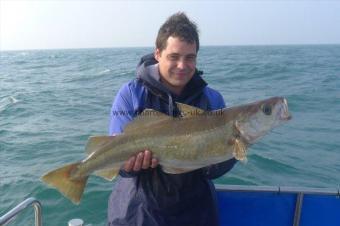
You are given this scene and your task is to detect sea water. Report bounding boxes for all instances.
[1,45,339,225]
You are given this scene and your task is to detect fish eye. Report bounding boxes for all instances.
[262,104,272,116]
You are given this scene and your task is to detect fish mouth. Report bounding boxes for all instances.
[279,98,292,121]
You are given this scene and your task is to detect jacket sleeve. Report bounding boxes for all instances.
[108,82,141,178]
[202,88,238,179]
[109,84,135,135]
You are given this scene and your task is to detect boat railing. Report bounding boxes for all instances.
[0,197,42,226]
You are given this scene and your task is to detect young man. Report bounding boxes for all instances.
[108,12,237,226]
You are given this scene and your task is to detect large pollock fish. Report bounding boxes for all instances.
[42,96,291,204]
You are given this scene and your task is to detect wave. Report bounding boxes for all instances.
[0,96,19,113]
[98,69,112,75]
[13,60,28,65]
[19,52,29,56]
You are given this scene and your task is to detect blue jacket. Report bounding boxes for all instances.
[107,54,237,226]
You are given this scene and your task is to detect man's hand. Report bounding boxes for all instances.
[123,150,159,172]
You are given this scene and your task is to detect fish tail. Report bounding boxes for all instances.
[41,163,88,204]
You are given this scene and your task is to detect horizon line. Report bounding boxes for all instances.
[1,43,340,52]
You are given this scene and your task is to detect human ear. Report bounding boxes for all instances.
[154,49,161,61]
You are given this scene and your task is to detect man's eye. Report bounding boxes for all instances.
[186,56,196,62]
[168,55,179,61]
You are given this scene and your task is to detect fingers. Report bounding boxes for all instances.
[133,152,144,171]
[142,150,152,169]
[151,158,159,168]
[123,150,158,172]
[123,156,135,172]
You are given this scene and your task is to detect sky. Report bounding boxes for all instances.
[1,0,340,51]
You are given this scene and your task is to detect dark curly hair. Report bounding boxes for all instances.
[156,12,200,52]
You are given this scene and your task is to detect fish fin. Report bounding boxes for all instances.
[41,163,88,204]
[94,168,119,181]
[176,102,206,118]
[234,120,242,134]
[232,121,248,162]
[233,138,248,163]
[85,136,116,155]
[124,109,171,133]
[162,166,194,174]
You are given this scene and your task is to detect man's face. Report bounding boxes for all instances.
[155,36,197,95]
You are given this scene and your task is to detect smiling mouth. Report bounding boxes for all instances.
[176,73,187,77]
